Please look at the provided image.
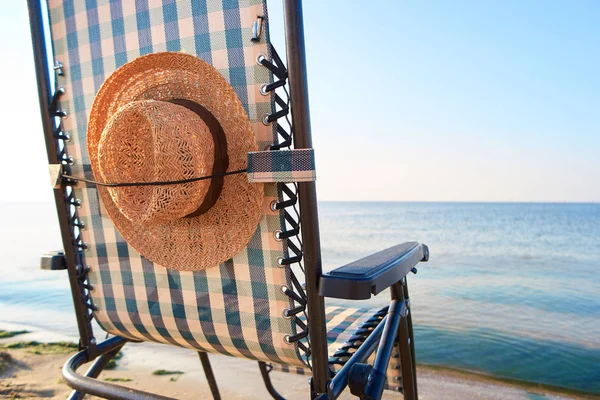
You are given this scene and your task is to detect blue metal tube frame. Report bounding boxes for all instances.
[325,299,405,399]
[327,314,389,398]
[364,300,405,399]
[67,344,125,400]
[62,336,175,400]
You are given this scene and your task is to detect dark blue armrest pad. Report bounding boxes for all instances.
[319,242,429,300]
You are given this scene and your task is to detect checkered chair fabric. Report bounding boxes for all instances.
[47,0,305,367]
[46,0,403,392]
[248,149,316,183]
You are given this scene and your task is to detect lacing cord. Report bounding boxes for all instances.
[77,265,98,314]
[259,45,311,363]
[50,80,98,342]
[259,47,293,150]
[49,87,67,117]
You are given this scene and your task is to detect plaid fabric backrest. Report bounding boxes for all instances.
[47,0,307,368]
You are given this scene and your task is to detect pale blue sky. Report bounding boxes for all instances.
[1,1,598,202]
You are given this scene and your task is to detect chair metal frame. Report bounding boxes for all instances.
[27,1,427,399]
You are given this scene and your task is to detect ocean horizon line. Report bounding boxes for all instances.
[320,200,599,204]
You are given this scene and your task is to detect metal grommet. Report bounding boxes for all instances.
[274,230,283,241]
[61,110,68,119]
[280,285,289,295]
[88,284,95,293]
[276,257,285,266]
[73,199,82,207]
[256,52,267,65]
[79,221,86,230]
[259,83,269,96]
[58,86,65,95]
[64,132,71,142]
[283,334,292,345]
[262,114,272,126]
[270,200,279,212]
[65,156,75,165]
[282,308,291,319]
[82,242,89,251]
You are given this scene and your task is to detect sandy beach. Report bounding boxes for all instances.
[1,324,595,400]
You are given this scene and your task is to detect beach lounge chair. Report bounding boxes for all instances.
[28,0,429,399]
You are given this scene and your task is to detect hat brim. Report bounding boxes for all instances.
[88,52,263,271]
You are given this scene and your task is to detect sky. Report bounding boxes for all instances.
[1,1,598,203]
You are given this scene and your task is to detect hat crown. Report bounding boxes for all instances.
[97,100,215,225]
[88,52,263,271]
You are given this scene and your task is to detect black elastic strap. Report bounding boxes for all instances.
[62,168,247,188]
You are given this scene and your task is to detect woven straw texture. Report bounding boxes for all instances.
[47,0,306,367]
[88,52,264,271]
[98,100,215,224]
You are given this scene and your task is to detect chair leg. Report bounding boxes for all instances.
[404,283,418,399]
[397,280,418,400]
[258,361,286,400]
[399,314,418,400]
[198,351,221,400]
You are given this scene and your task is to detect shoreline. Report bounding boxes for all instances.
[1,325,598,400]
[416,364,600,400]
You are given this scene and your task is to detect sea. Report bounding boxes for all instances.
[1,201,599,394]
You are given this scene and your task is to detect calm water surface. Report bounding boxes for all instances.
[1,201,598,393]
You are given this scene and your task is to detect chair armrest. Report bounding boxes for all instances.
[40,251,67,270]
[319,242,429,300]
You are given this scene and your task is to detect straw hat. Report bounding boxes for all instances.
[87,52,263,271]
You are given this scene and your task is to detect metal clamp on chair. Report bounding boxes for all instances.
[40,251,67,270]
